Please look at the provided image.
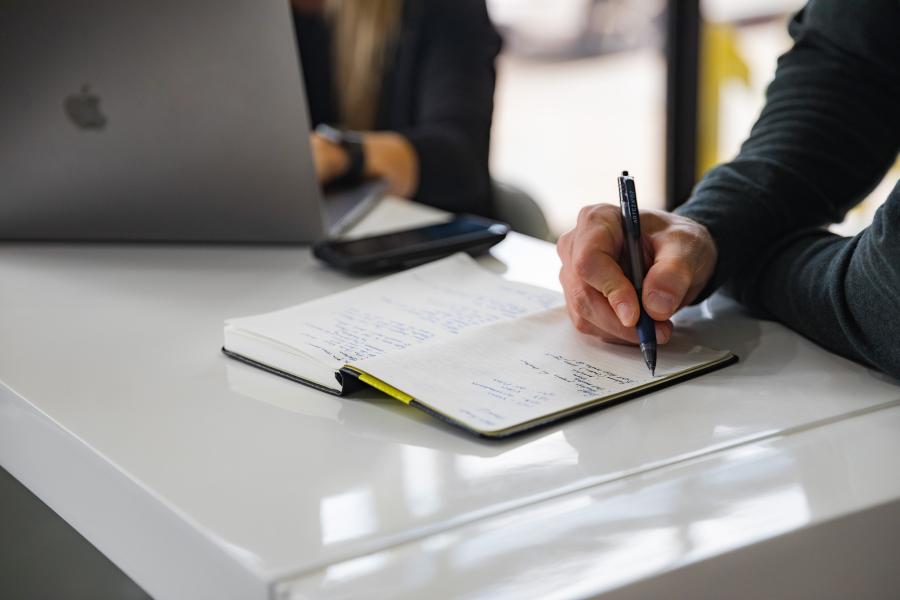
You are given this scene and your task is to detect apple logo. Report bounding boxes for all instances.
[64,85,107,130]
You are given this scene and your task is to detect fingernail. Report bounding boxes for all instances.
[646,290,675,315]
[615,302,633,325]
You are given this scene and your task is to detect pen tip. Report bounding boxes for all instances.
[641,345,656,376]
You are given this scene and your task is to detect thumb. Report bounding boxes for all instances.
[642,254,694,321]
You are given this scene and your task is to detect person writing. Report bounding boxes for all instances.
[557,0,900,379]
[291,0,502,217]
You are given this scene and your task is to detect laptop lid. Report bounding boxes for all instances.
[0,0,332,242]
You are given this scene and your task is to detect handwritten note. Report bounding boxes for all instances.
[226,254,562,369]
[351,307,732,434]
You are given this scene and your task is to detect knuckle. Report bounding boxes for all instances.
[579,204,616,226]
[556,230,572,257]
[576,206,594,227]
[559,266,578,293]
[572,317,595,334]
[577,204,601,224]
[673,230,706,262]
[597,221,620,251]
[569,287,593,319]
[594,209,623,245]
[666,226,695,245]
[572,254,595,281]
[604,285,629,305]
[584,204,614,227]
[597,275,625,299]
[594,203,620,219]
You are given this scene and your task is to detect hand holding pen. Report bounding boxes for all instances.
[617,171,657,374]
[555,172,719,363]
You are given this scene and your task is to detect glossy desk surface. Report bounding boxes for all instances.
[2,199,899,599]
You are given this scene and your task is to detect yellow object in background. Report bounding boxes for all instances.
[698,22,751,179]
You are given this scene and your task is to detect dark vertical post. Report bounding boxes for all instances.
[665,0,701,210]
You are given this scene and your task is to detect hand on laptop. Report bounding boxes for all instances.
[556,203,718,345]
[309,131,419,199]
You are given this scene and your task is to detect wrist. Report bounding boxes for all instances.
[363,132,419,198]
[315,124,366,185]
[324,141,350,181]
[685,219,720,305]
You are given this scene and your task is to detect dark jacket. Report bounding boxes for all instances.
[676,0,900,377]
[294,0,502,217]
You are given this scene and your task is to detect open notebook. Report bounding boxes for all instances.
[223,254,736,437]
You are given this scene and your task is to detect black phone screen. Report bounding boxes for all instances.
[313,215,509,273]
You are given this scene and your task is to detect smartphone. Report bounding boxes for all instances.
[313,215,510,274]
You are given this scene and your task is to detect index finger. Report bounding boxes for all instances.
[570,205,639,327]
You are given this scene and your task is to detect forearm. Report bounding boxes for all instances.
[362,132,419,198]
[745,186,900,379]
[677,0,900,298]
[310,130,419,198]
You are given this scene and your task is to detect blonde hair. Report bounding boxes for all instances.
[325,0,403,130]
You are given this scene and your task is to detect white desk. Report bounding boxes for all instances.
[2,198,900,599]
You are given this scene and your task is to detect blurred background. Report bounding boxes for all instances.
[487,0,898,238]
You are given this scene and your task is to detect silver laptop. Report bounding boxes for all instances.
[0,0,382,242]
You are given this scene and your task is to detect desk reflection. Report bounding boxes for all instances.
[217,292,897,573]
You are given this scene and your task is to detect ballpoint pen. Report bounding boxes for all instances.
[617,171,657,375]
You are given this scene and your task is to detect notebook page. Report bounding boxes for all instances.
[226,254,563,371]
[350,306,732,435]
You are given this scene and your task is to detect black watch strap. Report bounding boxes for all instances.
[341,135,365,184]
[315,124,366,185]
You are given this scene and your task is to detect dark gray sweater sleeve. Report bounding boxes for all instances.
[674,0,900,377]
